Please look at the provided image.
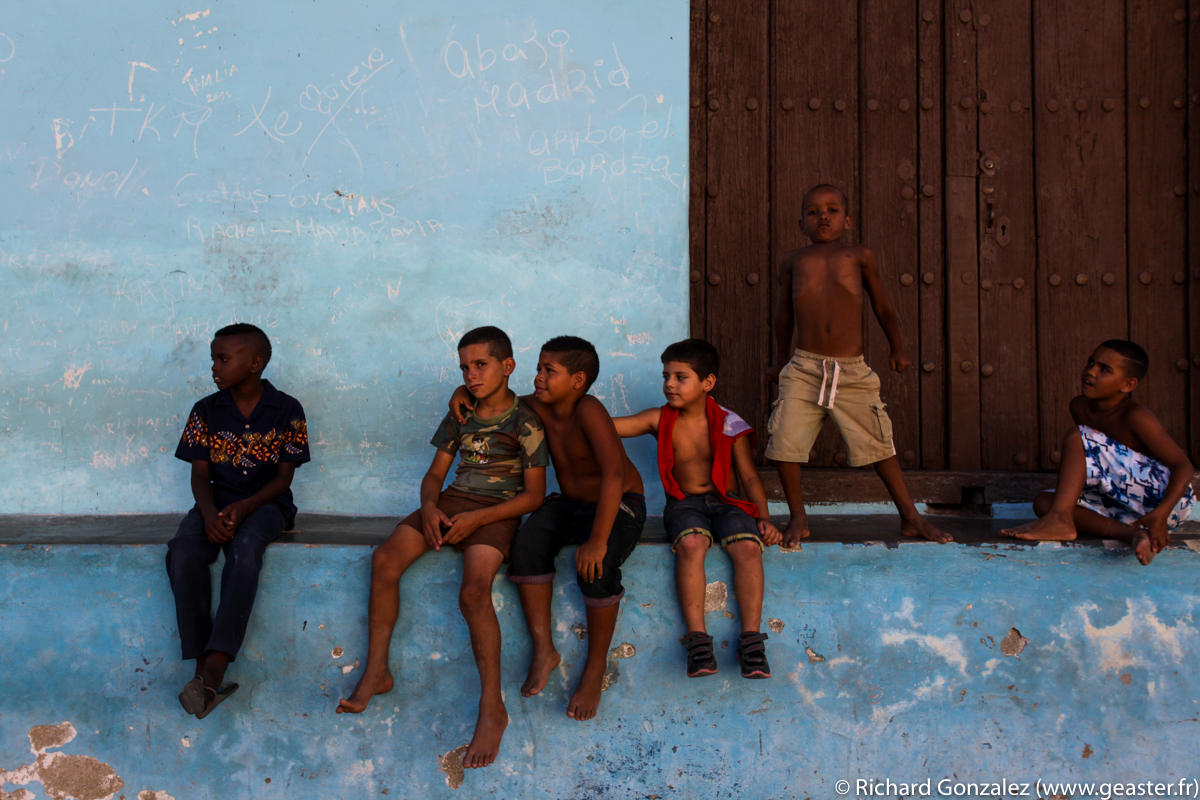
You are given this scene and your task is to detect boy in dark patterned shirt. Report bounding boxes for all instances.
[338,326,549,772]
[168,323,310,719]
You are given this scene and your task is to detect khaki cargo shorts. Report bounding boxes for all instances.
[764,349,896,467]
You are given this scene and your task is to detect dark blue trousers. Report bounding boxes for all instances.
[165,504,287,661]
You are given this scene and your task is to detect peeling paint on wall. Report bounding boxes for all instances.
[438,745,468,790]
[703,581,727,614]
[0,723,124,800]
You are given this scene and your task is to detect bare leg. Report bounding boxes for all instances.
[673,533,711,634]
[1001,429,1087,542]
[459,544,509,769]
[727,540,764,633]
[873,455,953,543]
[337,524,428,714]
[774,461,811,545]
[567,602,619,722]
[517,582,561,697]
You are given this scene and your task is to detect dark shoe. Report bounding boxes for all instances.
[737,631,770,679]
[681,631,717,677]
[178,676,207,715]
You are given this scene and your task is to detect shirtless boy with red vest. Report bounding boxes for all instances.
[615,339,781,679]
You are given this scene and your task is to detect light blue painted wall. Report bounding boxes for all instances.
[0,1,688,514]
[2,542,1198,798]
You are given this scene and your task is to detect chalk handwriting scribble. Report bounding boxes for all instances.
[436,298,491,355]
[60,362,92,391]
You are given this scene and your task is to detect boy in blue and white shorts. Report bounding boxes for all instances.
[1002,340,1194,565]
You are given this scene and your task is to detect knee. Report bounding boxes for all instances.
[726,539,762,561]
[674,533,710,559]
[458,581,493,614]
[1032,491,1055,517]
[370,545,404,581]
[226,539,264,572]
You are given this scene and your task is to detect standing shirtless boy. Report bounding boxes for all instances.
[767,184,949,546]
[615,339,782,679]
[450,336,644,722]
[1001,341,1194,565]
[337,326,548,771]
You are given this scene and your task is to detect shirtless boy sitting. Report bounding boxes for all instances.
[615,339,781,679]
[337,326,548,771]
[450,336,644,721]
[766,184,949,546]
[1001,341,1195,565]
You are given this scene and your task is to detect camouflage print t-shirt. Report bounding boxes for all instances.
[430,397,549,500]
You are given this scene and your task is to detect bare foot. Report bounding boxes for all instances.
[781,517,811,548]
[521,648,562,697]
[900,515,953,543]
[566,667,604,721]
[1000,513,1077,542]
[463,700,508,768]
[1130,529,1155,566]
[336,667,394,714]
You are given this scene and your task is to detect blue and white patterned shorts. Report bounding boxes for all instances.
[1076,425,1195,530]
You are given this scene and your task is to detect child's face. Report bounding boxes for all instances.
[533,352,583,403]
[458,344,513,400]
[801,188,850,243]
[661,361,715,408]
[210,335,262,391]
[1082,346,1138,399]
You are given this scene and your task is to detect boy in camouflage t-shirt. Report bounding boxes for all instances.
[428,398,547,510]
[338,326,548,773]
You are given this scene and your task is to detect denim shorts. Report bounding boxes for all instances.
[663,492,762,552]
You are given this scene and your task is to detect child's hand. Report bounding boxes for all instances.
[202,508,232,544]
[448,386,475,425]
[442,510,485,546]
[889,348,911,373]
[420,503,452,551]
[575,538,608,583]
[1136,511,1171,553]
[765,361,788,384]
[216,501,251,539]
[758,519,782,546]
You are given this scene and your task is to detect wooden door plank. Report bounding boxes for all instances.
[689,0,709,339]
[1033,0,1127,468]
[945,176,982,468]
[769,0,858,467]
[861,0,922,469]
[944,1,981,469]
[1127,0,1189,446]
[705,0,770,441]
[918,0,947,469]
[976,0,1038,471]
[1190,0,1200,466]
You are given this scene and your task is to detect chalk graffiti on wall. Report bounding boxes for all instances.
[0,1,689,514]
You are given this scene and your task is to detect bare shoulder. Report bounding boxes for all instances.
[573,394,613,422]
[1122,402,1166,435]
[850,243,877,265]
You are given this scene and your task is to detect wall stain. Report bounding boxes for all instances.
[768,618,785,633]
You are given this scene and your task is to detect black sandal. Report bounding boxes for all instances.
[178,675,207,715]
[681,631,718,678]
[737,632,771,679]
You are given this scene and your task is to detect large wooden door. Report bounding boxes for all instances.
[689,0,1199,471]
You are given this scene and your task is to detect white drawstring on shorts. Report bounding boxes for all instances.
[816,358,841,410]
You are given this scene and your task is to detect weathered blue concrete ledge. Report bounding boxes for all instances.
[2,524,1199,799]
